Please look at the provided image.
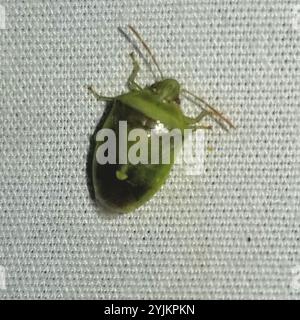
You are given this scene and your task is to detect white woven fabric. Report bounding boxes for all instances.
[0,0,299,299]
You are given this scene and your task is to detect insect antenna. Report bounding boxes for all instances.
[128,25,164,80]
[181,89,235,131]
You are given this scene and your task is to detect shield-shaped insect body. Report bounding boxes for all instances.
[88,26,234,213]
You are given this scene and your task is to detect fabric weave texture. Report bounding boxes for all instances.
[0,0,299,299]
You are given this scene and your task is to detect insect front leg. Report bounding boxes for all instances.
[127,52,142,91]
[87,85,114,102]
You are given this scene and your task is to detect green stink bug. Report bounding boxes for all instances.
[88,26,234,213]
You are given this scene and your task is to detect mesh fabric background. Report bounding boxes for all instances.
[0,0,299,299]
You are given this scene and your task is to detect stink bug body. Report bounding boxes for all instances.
[88,26,234,213]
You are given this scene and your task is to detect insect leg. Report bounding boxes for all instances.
[127,52,142,91]
[186,110,214,130]
[190,124,212,131]
[128,25,164,80]
[87,85,114,102]
[184,96,228,131]
[181,89,235,131]
[194,110,212,122]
